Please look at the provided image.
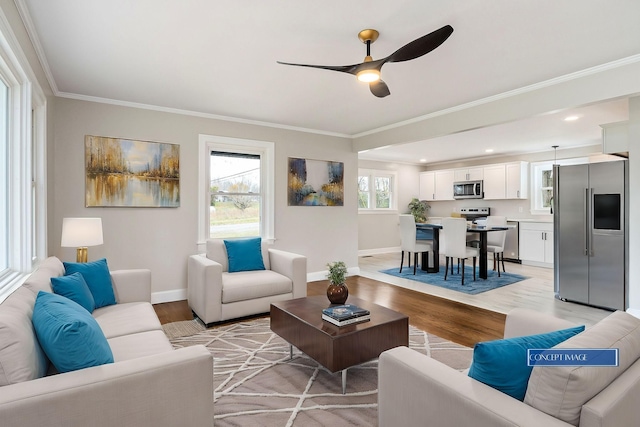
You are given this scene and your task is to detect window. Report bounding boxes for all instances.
[358,169,397,211]
[0,12,47,302]
[209,151,261,238]
[198,135,274,244]
[530,158,587,215]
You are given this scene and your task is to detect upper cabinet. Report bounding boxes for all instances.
[420,161,528,202]
[454,167,483,182]
[419,170,454,201]
[601,121,629,156]
[419,171,436,201]
[482,164,506,199]
[505,161,528,199]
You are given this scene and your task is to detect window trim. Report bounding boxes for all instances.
[198,134,274,245]
[0,9,47,303]
[357,168,398,213]
[530,157,588,215]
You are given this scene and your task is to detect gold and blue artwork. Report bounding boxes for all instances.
[287,157,344,206]
[85,135,180,207]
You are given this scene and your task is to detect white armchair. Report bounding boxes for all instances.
[188,239,307,326]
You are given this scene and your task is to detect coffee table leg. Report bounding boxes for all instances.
[342,369,347,394]
[289,344,293,360]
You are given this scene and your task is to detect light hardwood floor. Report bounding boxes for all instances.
[358,252,612,327]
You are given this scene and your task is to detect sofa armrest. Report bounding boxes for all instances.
[268,248,307,298]
[110,269,152,303]
[188,254,223,324]
[0,345,213,427]
[503,308,577,339]
[379,346,571,427]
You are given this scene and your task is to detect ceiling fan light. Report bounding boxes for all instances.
[357,69,380,83]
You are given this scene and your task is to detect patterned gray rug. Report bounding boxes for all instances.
[167,317,472,427]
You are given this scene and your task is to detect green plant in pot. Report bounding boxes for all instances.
[326,261,348,304]
[408,197,430,223]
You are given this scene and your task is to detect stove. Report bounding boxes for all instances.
[459,207,490,223]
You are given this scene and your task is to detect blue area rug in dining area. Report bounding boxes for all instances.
[379,263,528,295]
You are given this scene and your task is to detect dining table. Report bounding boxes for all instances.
[415,223,508,280]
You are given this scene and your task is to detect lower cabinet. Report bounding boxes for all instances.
[519,222,554,267]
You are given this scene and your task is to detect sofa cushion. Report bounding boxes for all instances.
[63,258,117,308]
[92,301,163,339]
[22,256,65,295]
[51,272,95,313]
[0,287,48,386]
[468,325,584,400]
[223,237,266,273]
[32,291,113,373]
[108,330,173,362]
[525,311,640,426]
[222,270,292,303]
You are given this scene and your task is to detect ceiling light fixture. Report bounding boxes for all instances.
[564,115,579,121]
[419,158,427,163]
[356,67,381,83]
[485,149,494,153]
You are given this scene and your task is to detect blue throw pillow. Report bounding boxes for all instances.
[63,258,116,308]
[468,325,585,400]
[51,272,96,313]
[32,291,113,373]
[223,237,266,273]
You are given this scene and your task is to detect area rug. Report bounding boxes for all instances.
[168,317,472,427]
[379,264,528,295]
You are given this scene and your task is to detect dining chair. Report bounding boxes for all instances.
[441,217,478,285]
[486,215,507,277]
[399,214,433,275]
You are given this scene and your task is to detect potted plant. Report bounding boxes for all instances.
[408,197,430,223]
[326,261,348,304]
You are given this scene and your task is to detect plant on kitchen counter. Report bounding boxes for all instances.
[408,197,430,223]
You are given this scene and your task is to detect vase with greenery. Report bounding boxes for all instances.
[408,197,430,223]
[326,261,348,304]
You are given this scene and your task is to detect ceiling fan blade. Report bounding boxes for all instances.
[277,61,360,75]
[385,25,454,64]
[370,80,390,98]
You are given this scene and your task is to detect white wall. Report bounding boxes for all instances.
[627,96,640,316]
[50,98,358,300]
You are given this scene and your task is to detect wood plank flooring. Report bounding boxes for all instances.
[154,252,613,347]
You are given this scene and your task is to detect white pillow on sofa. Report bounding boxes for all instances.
[0,287,48,385]
[524,311,640,426]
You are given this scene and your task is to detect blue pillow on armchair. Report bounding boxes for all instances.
[223,237,266,273]
[468,325,585,400]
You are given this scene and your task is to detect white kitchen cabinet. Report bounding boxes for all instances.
[482,164,506,199]
[505,161,528,199]
[454,167,483,182]
[419,171,436,201]
[434,170,455,200]
[519,222,553,267]
[601,121,629,155]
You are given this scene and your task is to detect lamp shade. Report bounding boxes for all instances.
[61,218,104,247]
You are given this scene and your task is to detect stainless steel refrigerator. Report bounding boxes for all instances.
[554,160,628,311]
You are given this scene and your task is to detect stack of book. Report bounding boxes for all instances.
[322,304,371,326]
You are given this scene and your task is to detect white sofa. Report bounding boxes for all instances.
[379,308,640,427]
[0,256,213,427]
[188,239,307,325]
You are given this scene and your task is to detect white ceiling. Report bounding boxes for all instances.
[19,0,639,163]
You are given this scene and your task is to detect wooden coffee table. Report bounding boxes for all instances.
[270,295,409,394]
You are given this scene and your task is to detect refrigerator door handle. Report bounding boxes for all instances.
[585,188,589,256]
[589,188,595,256]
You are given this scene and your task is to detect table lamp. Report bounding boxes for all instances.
[61,218,104,262]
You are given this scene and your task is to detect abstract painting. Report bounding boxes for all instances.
[287,157,344,206]
[85,135,180,207]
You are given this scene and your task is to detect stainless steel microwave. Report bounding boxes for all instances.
[453,180,483,199]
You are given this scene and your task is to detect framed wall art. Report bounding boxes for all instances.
[287,157,344,206]
[85,135,180,207]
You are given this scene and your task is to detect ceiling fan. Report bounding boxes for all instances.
[277,25,454,98]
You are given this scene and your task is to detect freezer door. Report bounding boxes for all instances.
[556,164,589,304]
[589,234,625,310]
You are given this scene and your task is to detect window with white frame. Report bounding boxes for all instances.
[358,169,397,211]
[0,14,47,302]
[530,157,587,215]
[198,135,274,243]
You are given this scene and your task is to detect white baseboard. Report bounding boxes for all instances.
[358,247,400,257]
[307,267,361,283]
[151,288,187,304]
[626,308,640,319]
